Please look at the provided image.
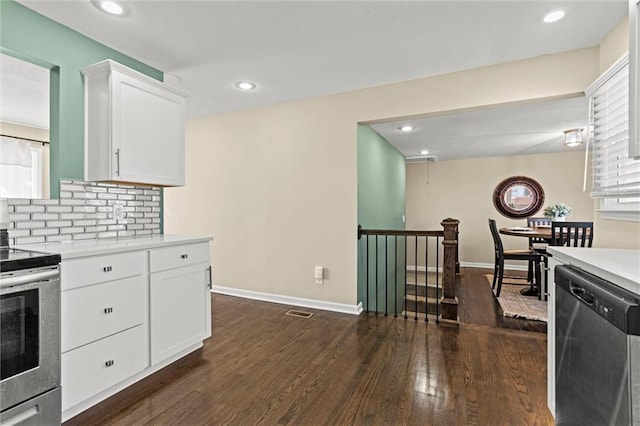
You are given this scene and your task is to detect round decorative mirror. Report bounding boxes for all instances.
[493,176,545,219]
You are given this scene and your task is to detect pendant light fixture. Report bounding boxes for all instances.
[564,128,584,147]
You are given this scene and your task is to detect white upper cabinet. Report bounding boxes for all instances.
[630,0,640,159]
[81,60,187,186]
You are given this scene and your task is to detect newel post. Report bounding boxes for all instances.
[440,218,460,327]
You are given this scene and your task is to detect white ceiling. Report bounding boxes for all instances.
[370,95,590,161]
[3,0,628,160]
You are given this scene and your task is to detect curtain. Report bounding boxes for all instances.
[0,135,44,198]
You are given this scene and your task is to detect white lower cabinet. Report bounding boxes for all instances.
[60,240,212,420]
[149,243,212,365]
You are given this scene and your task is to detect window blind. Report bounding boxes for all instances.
[588,57,640,199]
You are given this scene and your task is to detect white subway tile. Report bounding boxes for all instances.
[32,199,60,206]
[60,227,84,235]
[47,235,72,243]
[47,220,72,228]
[97,231,118,239]
[8,229,30,238]
[73,219,97,227]
[60,213,85,220]
[16,221,45,229]
[15,205,45,213]
[32,213,59,221]
[32,228,60,236]
[15,236,45,244]
[73,233,97,240]
[8,198,31,206]
[60,199,85,205]
[47,205,73,213]
[9,213,30,221]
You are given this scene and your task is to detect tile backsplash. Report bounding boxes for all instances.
[7,180,161,245]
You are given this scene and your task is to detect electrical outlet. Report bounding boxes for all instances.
[113,204,125,220]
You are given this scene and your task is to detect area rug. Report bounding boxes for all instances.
[485,275,547,322]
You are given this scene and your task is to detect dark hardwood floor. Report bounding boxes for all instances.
[65,267,552,425]
[458,267,548,333]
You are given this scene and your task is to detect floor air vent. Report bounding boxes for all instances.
[285,309,313,319]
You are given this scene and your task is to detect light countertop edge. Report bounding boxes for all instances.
[547,247,640,294]
[15,234,213,260]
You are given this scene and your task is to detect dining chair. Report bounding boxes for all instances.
[526,217,552,283]
[551,221,594,247]
[488,219,543,298]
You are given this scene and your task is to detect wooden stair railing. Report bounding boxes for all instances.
[357,218,459,326]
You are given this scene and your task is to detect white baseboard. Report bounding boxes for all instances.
[407,262,529,272]
[212,286,363,315]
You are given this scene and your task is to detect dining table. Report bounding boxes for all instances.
[499,225,552,240]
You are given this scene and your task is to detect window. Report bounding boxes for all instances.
[0,135,46,199]
[586,54,640,221]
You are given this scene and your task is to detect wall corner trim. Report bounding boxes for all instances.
[211,286,362,315]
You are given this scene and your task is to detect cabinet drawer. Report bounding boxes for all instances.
[61,275,146,353]
[61,251,146,291]
[149,242,209,273]
[61,325,148,411]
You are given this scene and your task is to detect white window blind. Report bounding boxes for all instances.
[588,55,640,200]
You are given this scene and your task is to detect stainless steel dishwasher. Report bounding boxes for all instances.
[555,264,640,426]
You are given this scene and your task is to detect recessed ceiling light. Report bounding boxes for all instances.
[399,125,413,132]
[419,150,429,155]
[543,10,565,23]
[96,0,124,16]
[235,81,256,91]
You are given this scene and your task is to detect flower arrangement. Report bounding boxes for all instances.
[543,203,572,219]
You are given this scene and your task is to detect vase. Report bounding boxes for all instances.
[554,216,566,222]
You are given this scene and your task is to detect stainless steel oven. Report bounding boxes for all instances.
[1,248,61,426]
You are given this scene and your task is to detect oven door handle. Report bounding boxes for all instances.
[0,270,59,289]
[1,405,39,426]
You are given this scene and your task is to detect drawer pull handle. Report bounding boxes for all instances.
[103,266,113,272]
[181,254,188,259]
[104,307,114,314]
[105,360,115,367]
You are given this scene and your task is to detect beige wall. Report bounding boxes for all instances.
[600,17,629,73]
[165,48,603,307]
[406,152,595,268]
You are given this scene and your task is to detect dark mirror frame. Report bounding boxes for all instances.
[493,176,545,219]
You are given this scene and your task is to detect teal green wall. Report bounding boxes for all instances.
[357,124,406,312]
[0,0,162,198]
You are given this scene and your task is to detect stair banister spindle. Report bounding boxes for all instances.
[414,236,418,321]
[365,234,369,313]
[394,235,398,318]
[424,235,429,323]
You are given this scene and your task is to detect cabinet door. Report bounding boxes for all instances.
[150,263,211,365]
[111,70,185,186]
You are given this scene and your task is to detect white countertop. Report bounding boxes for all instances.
[15,234,212,259]
[547,247,640,294]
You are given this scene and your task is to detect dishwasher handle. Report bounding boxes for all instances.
[570,283,594,305]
